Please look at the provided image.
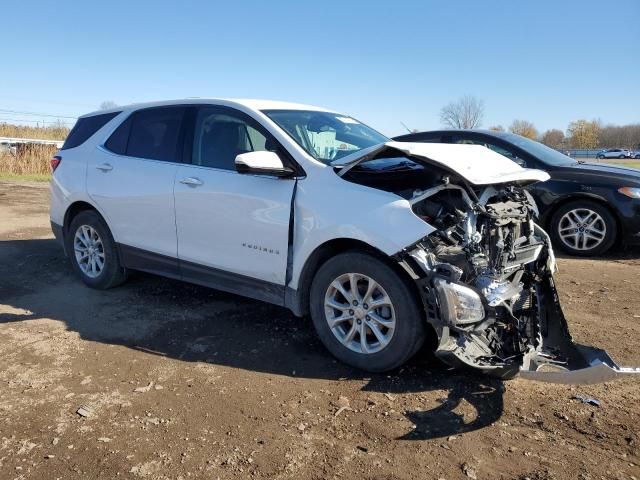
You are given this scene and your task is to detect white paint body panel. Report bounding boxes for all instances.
[288,167,434,289]
[174,165,295,284]
[86,150,179,258]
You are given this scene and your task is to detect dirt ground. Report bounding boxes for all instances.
[0,181,639,480]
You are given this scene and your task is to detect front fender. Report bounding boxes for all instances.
[288,168,433,289]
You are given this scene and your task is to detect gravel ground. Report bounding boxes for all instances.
[1,181,639,480]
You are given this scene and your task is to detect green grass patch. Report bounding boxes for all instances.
[624,162,640,170]
[0,172,51,182]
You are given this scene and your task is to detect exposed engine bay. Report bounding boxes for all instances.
[341,149,639,383]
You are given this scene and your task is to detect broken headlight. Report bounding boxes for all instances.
[434,278,485,325]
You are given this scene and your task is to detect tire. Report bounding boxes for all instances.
[309,252,425,372]
[549,200,617,256]
[65,210,128,289]
[597,155,604,159]
[619,155,625,159]
[635,154,640,159]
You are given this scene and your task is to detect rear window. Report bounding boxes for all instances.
[61,112,120,150]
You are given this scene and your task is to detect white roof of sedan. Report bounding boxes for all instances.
[81,98,335,118]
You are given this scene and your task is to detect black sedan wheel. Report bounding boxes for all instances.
[550,200,617,256]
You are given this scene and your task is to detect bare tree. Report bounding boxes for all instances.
[541,129,565,149]
[100,101,118,110]
[598,123,640,149]
[440,95,484,129]
[509,120,538,140]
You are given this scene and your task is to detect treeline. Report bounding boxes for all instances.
[440,96,640,150]
[0,123,70,141]
[497,120,640,150]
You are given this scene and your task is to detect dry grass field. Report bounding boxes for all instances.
[0,123,69,141]
[0,145,57,181]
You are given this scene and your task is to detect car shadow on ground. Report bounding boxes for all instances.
[0,238,505,441]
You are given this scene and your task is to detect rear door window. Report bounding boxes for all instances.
[125,107,186,162]
[61,112,120,150]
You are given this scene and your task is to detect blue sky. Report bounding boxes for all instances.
[1,0,638,136]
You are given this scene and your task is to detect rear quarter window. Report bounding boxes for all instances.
[104,115,132,155]
[61,112,120,150]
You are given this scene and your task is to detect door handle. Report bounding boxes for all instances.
[179,177,203,186]
[96,163,113,172]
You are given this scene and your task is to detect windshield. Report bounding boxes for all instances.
[263,110,389,165]
[502,133,575,166]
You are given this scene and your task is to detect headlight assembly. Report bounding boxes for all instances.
[618,187,640,199]
[434,278,485,325]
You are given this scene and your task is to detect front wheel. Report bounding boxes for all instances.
[619,154,625,159]
[597,154,604,159]
[309,252,425,372]
[549,200,617,256]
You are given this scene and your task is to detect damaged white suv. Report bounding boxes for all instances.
[50,99,638,383]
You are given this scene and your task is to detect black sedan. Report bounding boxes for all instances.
[393,129,640,256]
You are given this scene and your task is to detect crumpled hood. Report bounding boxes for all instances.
[386,141,550,185]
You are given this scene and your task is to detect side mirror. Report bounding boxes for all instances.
[235,151,294,178]
[513,157,526,167]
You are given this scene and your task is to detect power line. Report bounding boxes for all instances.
[0,96,94,108]
[0,108,77,119]
[0,116,73,124]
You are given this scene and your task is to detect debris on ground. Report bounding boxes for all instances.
[334,405,352,417]
[134,382,154,393]
[572,394,601,407]
[76,405,93,417]
[462,462,478,479]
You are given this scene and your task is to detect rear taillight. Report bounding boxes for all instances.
[50,155,61,172]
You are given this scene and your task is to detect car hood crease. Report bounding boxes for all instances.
[337,141,550,186]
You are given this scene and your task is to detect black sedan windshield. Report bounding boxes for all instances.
[503,133,575,166]
[263,110,389,165]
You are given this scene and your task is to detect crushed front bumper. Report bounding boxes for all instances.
[416,257,640,385]
[520,345,640,384]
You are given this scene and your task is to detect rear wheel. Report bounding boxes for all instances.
[550,200,617,256]
[309,252,425,372]
[66,210,128,289]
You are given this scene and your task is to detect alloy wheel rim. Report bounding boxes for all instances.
[324,273,396,354]
[74,225,105,278]
[558,208,607,251]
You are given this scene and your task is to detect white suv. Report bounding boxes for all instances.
[597,148,632,159]
[50,99,636,383]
